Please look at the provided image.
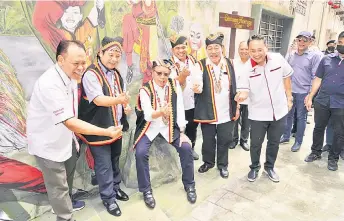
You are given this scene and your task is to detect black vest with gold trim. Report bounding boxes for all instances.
[194,57,237,123]
[134,78,179,146]
[78,61,129,146]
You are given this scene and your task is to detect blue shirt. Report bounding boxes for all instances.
[287,50,322,94]
[315,52,344,108]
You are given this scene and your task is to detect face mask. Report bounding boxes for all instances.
[336,45,344,54]
[327,46,335,52]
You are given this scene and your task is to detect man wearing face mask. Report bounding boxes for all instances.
[235,35,293,183]
[305,31,344,171]
[194,33,239,179]
[78,37,131,217]
[27,40,123,221]
[229,41,250,151]
[323,40,336,55]
[280,31,322,152]
[134,59,197,209]
[169,35,203,160]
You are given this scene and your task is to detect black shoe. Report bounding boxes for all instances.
[192,149,199,160]
[240,142,249,151]
[219,168,229,178]
[264,169,279,183]
[198,163,214,173]
[291,142,301,152]
[143,190,156,209]
[280,137,290,144]
[328,160,338,171]
[185,186,197,203]
[322,144,331,152]
[115,189,129,201]
[103,201,121,216]
[304,153,321,162]
[340,151,344,160]
[91,173,98,186]
[228,142,237,149]
[247,169,258,182]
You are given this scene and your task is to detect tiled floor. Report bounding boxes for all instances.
[28,114,344,220]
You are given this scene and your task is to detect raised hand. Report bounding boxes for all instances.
[192,83,202,93]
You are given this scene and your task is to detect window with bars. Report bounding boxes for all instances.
[259,13,284,53]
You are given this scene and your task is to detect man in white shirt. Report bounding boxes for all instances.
[229,41,250,151]
[194,33,239,179]
[236,35,293,183]
[169,35,203,160]
[133,59,197,209]
[27,40,122,221]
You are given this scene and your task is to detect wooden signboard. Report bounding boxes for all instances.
[219,12,254,30]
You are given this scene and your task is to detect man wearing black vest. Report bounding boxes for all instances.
[194,33,239,179]
[169,35,203,160]
[134,59,197,209]
[78,36,131,217]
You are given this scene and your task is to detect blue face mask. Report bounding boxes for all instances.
[336,45,344,54]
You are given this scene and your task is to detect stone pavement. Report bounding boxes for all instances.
[32,113,344,221]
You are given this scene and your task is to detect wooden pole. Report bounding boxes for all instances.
[229,11,238,59]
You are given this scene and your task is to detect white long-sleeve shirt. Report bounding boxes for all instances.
[139,80,187,142]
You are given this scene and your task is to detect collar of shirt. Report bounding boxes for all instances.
[152,80,168,92]
[173,55,189,64]
[328,51,344,59]
[55,63,71,87]
[293,49,310,55]
[206,56,227,71]
[250,53,273,68]
[98,59,115,77]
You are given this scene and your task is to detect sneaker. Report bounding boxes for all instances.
[328,160,338,171]
[51,200,85,214]
[247,169,258,182]
[264,169,279,183]
[279,137,290,144]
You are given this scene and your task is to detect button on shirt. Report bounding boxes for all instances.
[139,80,187,142]
[315,52,344,108]
[238,53,294,121]
[286,50,322,93]
[204,57,231,124]
[82,60,123,124]
[170,56,203,110]
[233,58,249,105]
[27,64,78,162]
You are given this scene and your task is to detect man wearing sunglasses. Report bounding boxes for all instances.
[78,36,132,217]
[134,59,197,209]
[169,35,203,160]
[280,31,322,152]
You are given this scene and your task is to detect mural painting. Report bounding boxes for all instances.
[0,0,220,220]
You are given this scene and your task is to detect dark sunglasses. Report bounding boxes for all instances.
[155,71,170,77]
[297,37,310,42]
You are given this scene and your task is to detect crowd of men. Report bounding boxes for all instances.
[26,30,344,221]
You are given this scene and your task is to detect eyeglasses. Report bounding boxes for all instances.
[297,37,310,42]
[155,70,170,77]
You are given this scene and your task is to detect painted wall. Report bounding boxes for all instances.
[0,1,252,220]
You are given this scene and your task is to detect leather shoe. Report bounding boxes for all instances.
[219,168,229,178]
[291,142,301,152]
[328,160,338,171]
[304,153,321,162]
[115,189,129,201]
[228,142,237,149]
[264,168,279,183]
[143,190,156,209]
[198,163,214,173]
[103,201,121,216]
[192,149,199,160]
[185,186,197,203]
[247,169,258,182]
[322,144,331,152]
[279,136,289,144]
[240,142,249,151]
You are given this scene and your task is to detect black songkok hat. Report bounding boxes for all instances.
[170,35,187,48]
[101,36,123,52]
[206,32,224,47]
[326,40,336,46]
[152,59,174,70]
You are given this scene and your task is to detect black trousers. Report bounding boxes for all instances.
[185,108,199,149]
[233,104,250,144]
[311,101,344,161]
[201,121,235,169]
[249,116,286,171]
[89,139,122,204]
